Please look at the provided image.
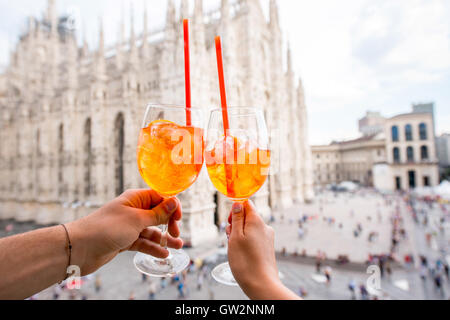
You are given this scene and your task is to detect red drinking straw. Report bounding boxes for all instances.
[215,36,230,135]
[184,19,192,127]
[215,36,234,197]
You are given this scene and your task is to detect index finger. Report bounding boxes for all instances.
[243,200,264,224]
[122,189,164,210]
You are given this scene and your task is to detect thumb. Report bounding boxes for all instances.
[137,197,179,228]
[230,202,245,238]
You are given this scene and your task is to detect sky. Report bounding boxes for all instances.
[0,0,449,145]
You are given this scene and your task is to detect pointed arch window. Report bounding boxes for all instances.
[84,118,92,197]
[58,124,64,197]
[114,113,125,196]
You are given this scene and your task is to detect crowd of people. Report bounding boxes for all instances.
[406,194,449,298]
[4,187,448,301]
[38,258,217,301]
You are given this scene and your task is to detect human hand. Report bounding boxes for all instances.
[67,189,183,276]
[226,201,300,300]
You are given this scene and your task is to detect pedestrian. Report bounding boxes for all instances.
[5,224,14,234]
[444,263,449,281]
[359,284,369,300]
[377,256,385,278]
[219,221,227,233]
[148,282,157,300]
[315,251,322,273]
[324,266,332,285]
[297,226,304,239]
[95,274,102,293]
[298,287,308,298]
[52,284,62,300]
[420,255,428,268]
[420,265,427,281]
[348,280,356,300]
[434,274,445,297]
[69,290,77,300]
[177,281,185,299]
[386,260,392,279]
[197,272,204,291]
[160,277,167,289]
[269,215,275,223]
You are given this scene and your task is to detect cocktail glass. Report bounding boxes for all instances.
[134,104,204,277]
[205,107,271,286]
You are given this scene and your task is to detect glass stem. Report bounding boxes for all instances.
[160,223,169,249]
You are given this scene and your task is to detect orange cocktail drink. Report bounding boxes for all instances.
[137,120,204,197]
[206,136,270,200]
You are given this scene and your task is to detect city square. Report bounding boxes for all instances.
[2,189,448,300]
[0,0,449,302]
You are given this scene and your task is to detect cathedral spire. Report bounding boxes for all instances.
[81,21,89,57]
[94,18,106,81]
[194,0,203,21]
[143,0,148,36]
[120,2,125,44]
[115,3,125,68]
[35,20,42,39]
[166,0,176,28]
[130,2,135,47]
[191,0,205,53]
[221,0,230,20]
[220,0,231,60]
[287,43,293,74]
[98,17,104,57]
[141,0,150,59]
[297,78,305,109]
[129,3,139,67]
[67,34,78,90]
[27,17,35,36]
[180,0,189,20]
[47,0,57,37]
[270,0,280,30]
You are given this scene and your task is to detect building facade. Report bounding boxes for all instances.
[312,134,386,187]
[437,134,450,168]
[437,133,450,180]
[0,0,314,246]
[312,107,440,192]
[374,112,439,191]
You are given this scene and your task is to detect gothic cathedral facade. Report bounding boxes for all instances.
[0,0,314,246]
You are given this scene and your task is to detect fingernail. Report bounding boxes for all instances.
[232,203,243,214]
[164,198,178,214]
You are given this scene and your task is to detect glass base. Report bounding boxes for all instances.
[134,249,190,278]
[211,262,239,286]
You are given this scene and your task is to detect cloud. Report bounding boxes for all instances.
[277,0,450,144]
[1,0,449,144]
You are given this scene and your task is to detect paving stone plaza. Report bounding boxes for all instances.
[1,190,448,300]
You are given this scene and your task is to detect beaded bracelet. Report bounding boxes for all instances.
[60,224,72,283]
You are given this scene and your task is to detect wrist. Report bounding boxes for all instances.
[242,270,300,300]
[65,219,90,276]
[242,271,283,300]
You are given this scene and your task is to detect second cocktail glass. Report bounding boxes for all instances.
[205,107,271,286]
[134,104,204,277]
